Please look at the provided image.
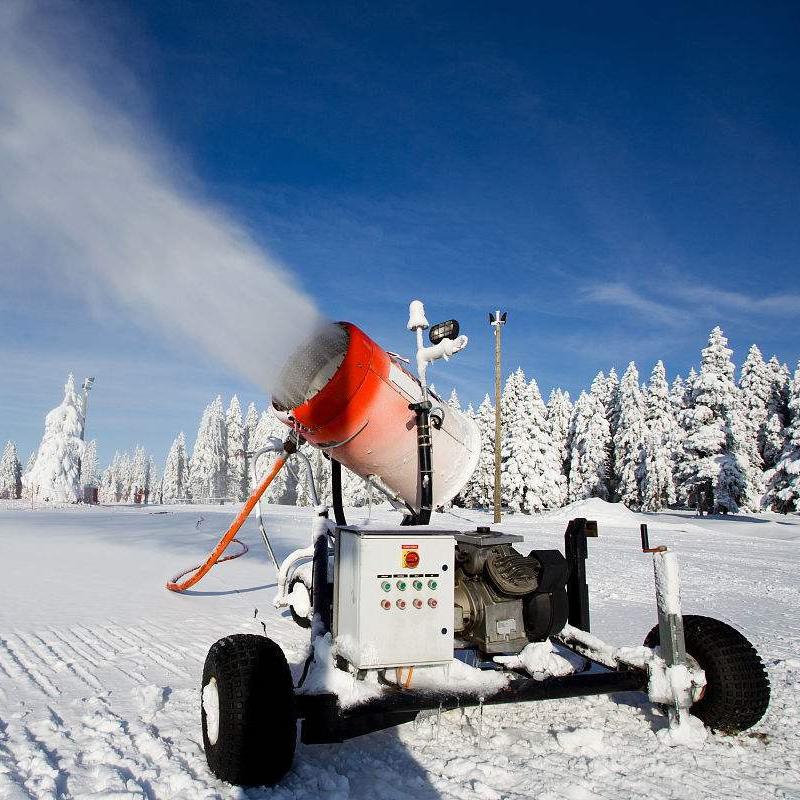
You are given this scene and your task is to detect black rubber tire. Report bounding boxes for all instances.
[288,576,312,629]
[201,634,296,786]
[644,615,770,733]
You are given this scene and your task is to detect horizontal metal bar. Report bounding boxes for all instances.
[297,669,648,744]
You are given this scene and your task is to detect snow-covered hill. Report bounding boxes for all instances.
[0,501,797,798]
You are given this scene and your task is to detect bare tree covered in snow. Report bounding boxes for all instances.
[0,442,22,499]
[23,375,85,503]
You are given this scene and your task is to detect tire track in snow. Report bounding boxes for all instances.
[72,624,148,683]
[27,632,104,692]
[106,624,189,678]
[0,637,59,698]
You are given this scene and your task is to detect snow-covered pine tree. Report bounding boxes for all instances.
[640,361,677,511]
[763,363,800,512]
[148,456,161,504]
[340,463,372,507]
[612,362,647,509]
[738,345,770,470]
[97,452,118,503]
[518,378,566,512]
[500,368,530,512]
[250,409,289,502]
[0,442,22,499]
[162,432,189,502]
[676,327,756,513]
[98,464,115,504]
[117,451,133,503]
[457,402,481,508]
[470,395,496,509]
[22,374,86,503]
[763,356,791,470]
[81,439,99,487]
[189,397,228,501]
[243,401,259,496]
[129,446,149,502]
[567,388,611,502]
[670,375,686,412]
[546,388,573,480]
[226,395,247,502]
[602,368,621,499]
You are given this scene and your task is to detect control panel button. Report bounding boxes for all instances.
[396,599,406,610]
[413,599,423,609]
[428,598,437,608]
[428,579,438,590]
[403,550,420,569]
[381,599,391,610]
[396,580,407,591]
[381,581,391,592]
[412,580,423,591]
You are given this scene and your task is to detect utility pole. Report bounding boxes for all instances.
[488,310,507,523]
[80,377,95,441]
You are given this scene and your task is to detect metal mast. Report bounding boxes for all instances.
[488,310,506,523]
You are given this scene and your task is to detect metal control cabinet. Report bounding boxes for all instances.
[333,526,455,670]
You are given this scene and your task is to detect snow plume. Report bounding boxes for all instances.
[0,3,322,395]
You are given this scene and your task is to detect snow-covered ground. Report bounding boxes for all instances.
[0,497,798,799]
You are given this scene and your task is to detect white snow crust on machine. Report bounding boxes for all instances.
[333,526,455,670]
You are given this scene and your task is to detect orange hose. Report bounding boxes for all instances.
[165,456,287,592]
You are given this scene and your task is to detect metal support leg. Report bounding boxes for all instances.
[564,518,597,632]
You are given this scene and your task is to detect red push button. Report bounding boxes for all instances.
[381,599,391,610]
[396,599,406,610]
[428,598,437,608]
[413,599,423,609]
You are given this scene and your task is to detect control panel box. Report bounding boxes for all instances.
[333,526,455,670]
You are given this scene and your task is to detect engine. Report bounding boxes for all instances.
[453,528,569,655]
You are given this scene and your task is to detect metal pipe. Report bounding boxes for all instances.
[331,459,347,526]
[250,443,284,575]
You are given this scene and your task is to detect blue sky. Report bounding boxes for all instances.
[2,1,799,467]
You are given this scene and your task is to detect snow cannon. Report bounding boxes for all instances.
[271,317,479,520]
[197,299,770,790]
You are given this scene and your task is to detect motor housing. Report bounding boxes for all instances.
[453,529,569,655]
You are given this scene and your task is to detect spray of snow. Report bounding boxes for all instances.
[0,2,323,394]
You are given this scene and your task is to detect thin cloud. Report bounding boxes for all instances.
[579,282,684,326]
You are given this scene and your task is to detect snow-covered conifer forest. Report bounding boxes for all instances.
[6,327,800,514]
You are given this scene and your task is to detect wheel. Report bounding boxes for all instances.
[644,615,770,733]
[201,634,296,786]
[288,576,312,629]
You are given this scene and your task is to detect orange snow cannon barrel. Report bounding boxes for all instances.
[272,322,479,512]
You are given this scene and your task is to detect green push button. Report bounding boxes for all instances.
[428,579,438,590]
[381,581,391,592]
[412,580,423,591]
[396,580,407,591]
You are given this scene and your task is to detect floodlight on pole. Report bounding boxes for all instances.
[488,310,507,523]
